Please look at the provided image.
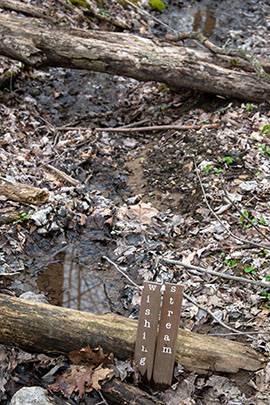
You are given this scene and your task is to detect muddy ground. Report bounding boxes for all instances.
[1,0,270,404]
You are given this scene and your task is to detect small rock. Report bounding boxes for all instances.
[31,207,52,226]
[10,387,56,405]
[239,181,257,192]
[19,292,49,304]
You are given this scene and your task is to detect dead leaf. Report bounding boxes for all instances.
[69,346,113,366]
[49,365,94,398]
[91,365,114,390]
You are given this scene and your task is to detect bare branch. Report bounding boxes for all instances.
[160,257,270,288]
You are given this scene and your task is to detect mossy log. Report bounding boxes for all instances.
[0,13,270,101]
[0,294,265,374]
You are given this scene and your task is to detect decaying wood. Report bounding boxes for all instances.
[102,379,165,405]
[0,0,55,22]
[0,294,265,374]
[0,13,270,101]
[0,179,49,205]
[0,207,24,225]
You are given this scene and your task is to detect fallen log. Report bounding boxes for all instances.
[0,13,270,102]
[0,294,265,374]
[0,179,49,205]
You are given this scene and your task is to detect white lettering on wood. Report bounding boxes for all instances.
[144,319,151,328]
[162,346,172,354]
[140,357,146,365]
[148,284,157,291]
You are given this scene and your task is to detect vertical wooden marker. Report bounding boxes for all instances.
[152,283,183,388]
[134,281,162,382]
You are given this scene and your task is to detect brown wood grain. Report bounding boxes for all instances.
[152,283,183,388]
[134,282,162,381]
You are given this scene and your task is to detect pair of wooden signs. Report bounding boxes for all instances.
[134,282,183,388]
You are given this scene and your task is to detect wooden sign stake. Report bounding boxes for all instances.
[134,281,162,382]
[152,283,183,388]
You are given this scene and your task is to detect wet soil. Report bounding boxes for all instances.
[10,0,270,313]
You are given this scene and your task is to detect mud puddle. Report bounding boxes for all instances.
[36,247,116,313]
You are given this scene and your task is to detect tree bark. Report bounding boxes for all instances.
[0,294,265,374]
[0,13,270,102]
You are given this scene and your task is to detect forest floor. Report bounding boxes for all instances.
[0,0,270,404]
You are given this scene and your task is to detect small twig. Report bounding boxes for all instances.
[0,272,20,276]
[125,0,178,34]
[223,190,270,243]
[194,161,270,249]
[160,257,270,288]
[55,126,89,131]
[207,331,268,336]
[103,256,142,292]
[95,123,219,133]
[97,390,110,405]
[41,163,79,186]
[183,292,254,339]
[55,119,150,132]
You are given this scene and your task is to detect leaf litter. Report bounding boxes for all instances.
[1,0,270,403]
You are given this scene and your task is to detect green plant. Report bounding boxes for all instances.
[259,217,267,226]
[149,0,166,11]
[244,266,256,275]
[259,143,270,158]
[246,103,255,111]
[239,210,257,228]
[258,248,270,257]
[222,156,234,167]
[265,274,270,282]
[203,165,212,174]
[160,105,167,110]
[99,8,111,17]
[214,167,223,174]
[260,124,270,136]
[260,290,270,309]
[224,259,237,267]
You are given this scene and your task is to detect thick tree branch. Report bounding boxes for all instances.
[0,13,270,101]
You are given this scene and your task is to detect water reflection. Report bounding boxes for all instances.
[37,246,111,314]
[193,7,216,38]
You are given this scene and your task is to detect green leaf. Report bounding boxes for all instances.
[244,266,256,275]
[260,124,270,136]
[222,156,234,167]
[203,165,211,174]
[259,217,267,226]
[149,0,166,12]
[246,103,254,111]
